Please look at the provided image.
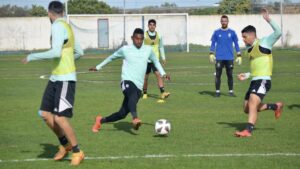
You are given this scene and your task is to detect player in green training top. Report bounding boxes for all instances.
[21,1,84,165]
[235,9,284,137]
[90,28,170,132]
[143,19,170,102]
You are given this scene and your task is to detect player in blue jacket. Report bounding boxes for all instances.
[209,15,242,97]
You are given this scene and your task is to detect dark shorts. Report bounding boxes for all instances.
[40,81,76,118]
[121,80,142,98]
[146,63,158,74]
[215,60,234,70]
[244,80,271,101]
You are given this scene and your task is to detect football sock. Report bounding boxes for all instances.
[216,90,220,93]
[229,90,233,93]
[58,136,68,146]
[160,87,165,93]
[100,117,106,124]
[143,89,147,94]
[267,103,278,110]
[246,123,254,133]
[72,145,80,153]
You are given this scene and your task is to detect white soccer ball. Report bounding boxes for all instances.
[155,119,171,135]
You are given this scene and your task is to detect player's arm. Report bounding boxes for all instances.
[22,23,65,64]
[159,35,166,65]
[89,47,124,71]
[209,31,216,63]
[74,38,84,60]
[149,50,170,80]
[233,31,242,65]
[261,8,282,48]
[238,72,251,81]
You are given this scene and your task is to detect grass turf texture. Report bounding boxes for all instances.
[0,49,299,169]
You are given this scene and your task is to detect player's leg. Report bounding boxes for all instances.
[244,80,283,118]
[142,63,152,99]
[92,82,130,133]
[39,81,71,157]
[99,96,130,123]
[225,60,234,96]
[154,70,170,99]
[215,61,224,97]
[122,81,142,130]
[52,81,84,165]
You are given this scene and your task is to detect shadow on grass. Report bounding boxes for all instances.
[145,93,160,99]
[217,122,274,131]
[288,104,300,110]
[111,121,154,135]
[37,143,69,161]
[112,121,139,135]
[198,91,236,97]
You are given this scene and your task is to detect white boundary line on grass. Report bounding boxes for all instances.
[1,153,300,163]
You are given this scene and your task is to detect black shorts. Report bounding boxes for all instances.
[40,81,76,118]
[146,63,158,74]
[215,60,234,70]
[121,80,142,98]
[244,80,271,101]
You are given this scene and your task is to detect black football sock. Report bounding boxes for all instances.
[58,136,68,146]
[160,87,165,93]
[143,89,147,94]
[245,123,254,133]
[72,145,80,153]
[267,103,278,110]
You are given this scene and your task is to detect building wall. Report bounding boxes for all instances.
[0,14,299,51]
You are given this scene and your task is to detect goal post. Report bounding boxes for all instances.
[67,13,189,52]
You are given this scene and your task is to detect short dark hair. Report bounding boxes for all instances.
[133,28,144,36]
[48,1,64,15]
[148,19,156,25]
[221,15,228,19]
[241,25,256,34]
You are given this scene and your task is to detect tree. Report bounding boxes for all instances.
[68,0,113,14]
[29,5,47,17]
[218,0,251,14]
[0,5,29,17]
[161,2,177,8]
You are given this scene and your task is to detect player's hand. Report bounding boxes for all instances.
[162,60,167,66]
[21,57,28,64]
[163,74,171,81]
[237,73,246,81]
[235,55,242,65]
[261,8,271,22]
[209,53,216,64]
[89,67,98,72]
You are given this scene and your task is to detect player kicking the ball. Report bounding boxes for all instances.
[21,1,84,165]
[90,28,170,132]
[235,8,283,137]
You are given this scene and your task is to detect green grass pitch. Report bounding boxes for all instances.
[0,49,299,169]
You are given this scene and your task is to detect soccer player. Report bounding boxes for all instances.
[209,15,242,97]
[90,28,170,132]
[235,8,283,137]
[21,1,84,165]
[143,19,170,102]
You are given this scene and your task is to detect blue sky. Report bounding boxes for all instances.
[0,0,299,9]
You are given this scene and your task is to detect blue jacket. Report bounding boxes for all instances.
[210,28,240,60]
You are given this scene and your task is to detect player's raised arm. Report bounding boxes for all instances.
[89,47,124,71]
[261,8,282,47]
